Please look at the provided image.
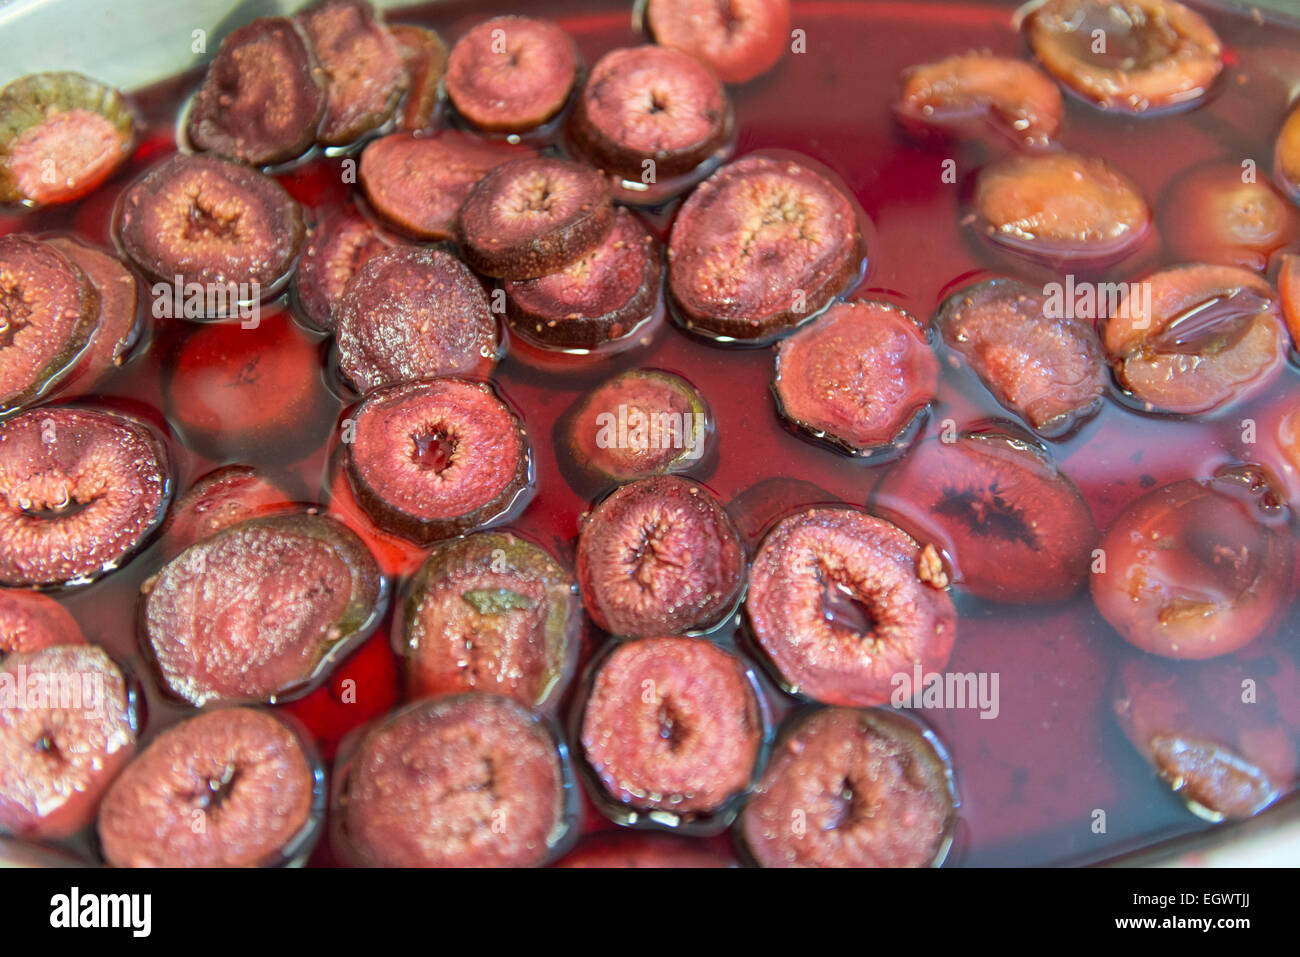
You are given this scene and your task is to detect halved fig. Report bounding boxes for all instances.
[0,644,137,839]
[555,832,738,868]
[935,278,1106,437]
[332,694,571,868]
[1023,0,1224,113]
[1104,264,1286,415]
[391,25,449,132]
[98,707,323,867]
[45,237,141,388]
[1277,101,1300,201]
[445,16,578,132]
[143,512,386,706]
[1091,475,1291,660]
[973,151,1150,265]
[359,130,535,241]
[569,45,732,182]
[644,0,790,84]
[0,588,84,657]
[455,157,614,280]
[115,153,304,294]
[505,207,662,349]
[576,476,745,637]
[334,247,499,393]
[186,17,326,167]
[345,378,532,545]
[0,406,170,588]
[745,507,956,706]
[397,531,578,709]
[161,465,296,557]
[162,309,329,461]
[1159,162,1297,271]
[295,0,407,146]
[773,300,938,459]
[580,635,762,820]
[564,369,711,486]
[895,53,1064,149]
[740,707,957,868]
[870,432,1097,603]
[0,72,134,207]
[0,235,99,414]
[1114,654,1295,820]
[292,205,395,332]
[667,154,863,341]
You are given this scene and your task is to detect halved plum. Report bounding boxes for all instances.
[1159,162,1296,272]
[1090,474,1291,660]
[935,278,1106,437]
[345,378,532,545]
[143,512,386,706]
[644,0,790,84]
[773,299,938,459]
[505,207,662,350]
[186,17,326,167]
[667,154,863,342]
[397,531,578,710]
[973,151,1151,266]
[292,205,395,332]
[0,588,83,657]
[1023,0,1224,114]
[0,72,135,207]
[359,130,535,241]
[745,507,956,706]
[870,431,1097,603]
[1104,264,1286,415]
[1281,251,1300,345]
[445,16,578,133]
[390,25,448,132]
[895,53,1063,149]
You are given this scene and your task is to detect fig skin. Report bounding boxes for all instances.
[0,234,100,415]
[1159,162,1297,272]
[391,25,449,133]
[895,52,1064,149]
[870,433,1097,604]
[0,588,84,657]
[0,644,137,840]
[0,72,135,207]
[97,707,323,868]
[569,45,733,181]
[0,406,171,588]
[332,694,570,868]
[334,246,499,394]
[359,130,536,241]
[773,300,938,459]
[579,636,762,817]
[1023,0,1224,114]
[1276,101,1300,202]
[974,151,1151,266]
[186,17,326,167]
[115,153,305,293]
[645,0,790,85]
[564,369,711,486]
[1090,477,1292,660]
[445,16,579,133]
[160,465,296,557]
[935,278,1106,437]
[45,237,142,389]
[455,156,615,281]
[295,0,408,147]
[505,207,663,350]
[142,512,387,707]
[745,507,957,707]
[398,531,578,710]
[1114,654,1296,820]
[345,378,532,546]
[1103,264,1287,416]
[576,476,745,638]
[292,205,396,333]
[667,154,863,342]
[740,707,957,868]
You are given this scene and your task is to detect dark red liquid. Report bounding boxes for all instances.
[3,0,1299,866]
